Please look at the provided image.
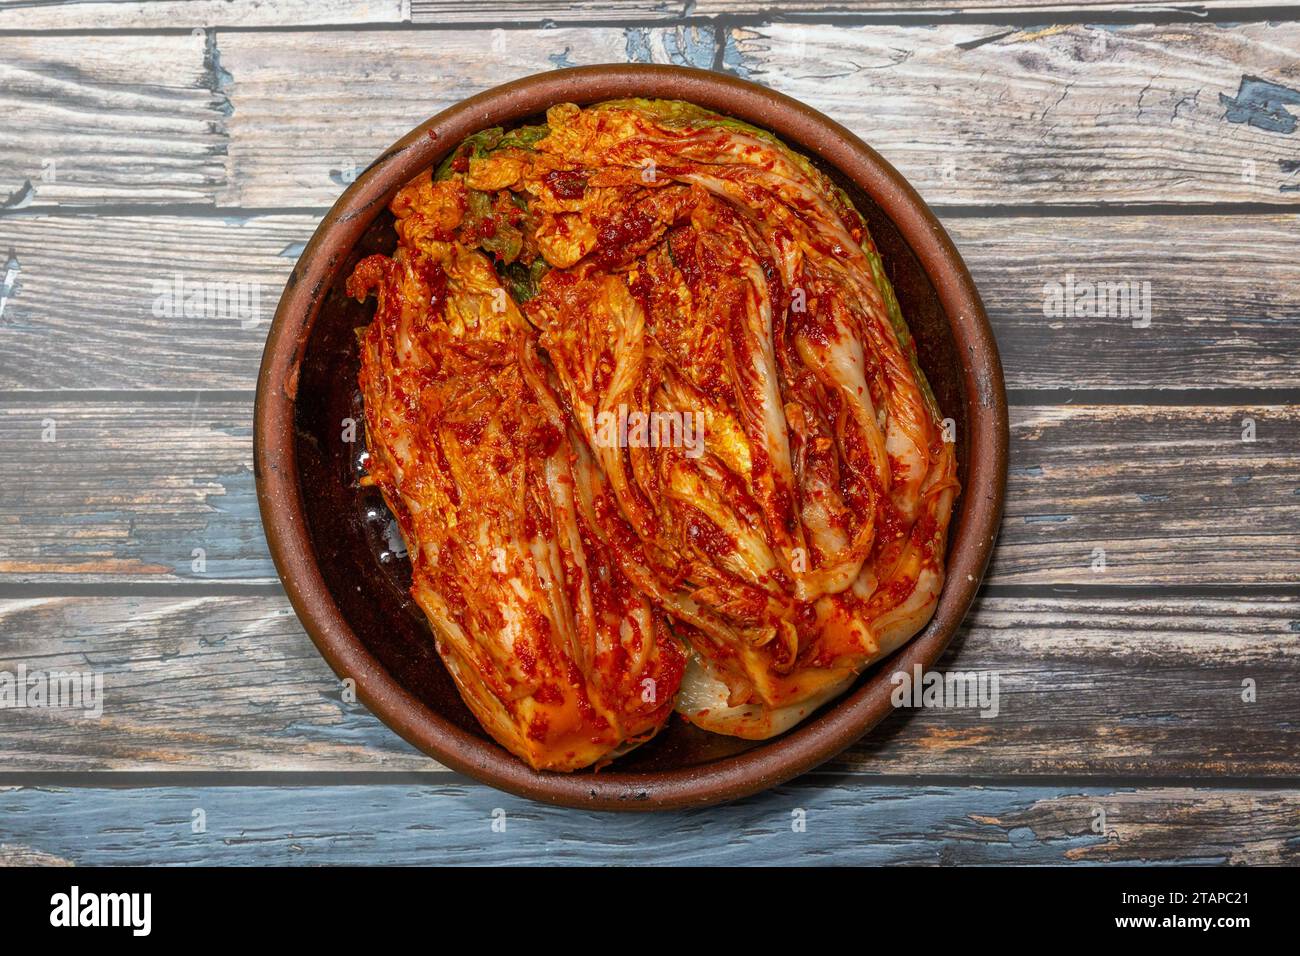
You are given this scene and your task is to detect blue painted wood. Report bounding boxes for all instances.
[2,782,1291,866]
[3,0,1298,871]
[4,593,1299,776]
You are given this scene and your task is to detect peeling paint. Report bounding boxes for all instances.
[1,180,34,210]
[1219,75,1300,135]
[624,27,654,64]
[202,28,235,119]
[662,25,715,71]
[548,46,577,70]
[722,30,751,81]
[0,248,19,323]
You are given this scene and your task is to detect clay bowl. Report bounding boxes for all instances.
[254,65,1008,810]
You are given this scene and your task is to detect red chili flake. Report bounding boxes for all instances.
[530,422,563,458]
[591,206,656,269]
[686,510,734,560]
[527,713,550,742]
[533,683,563,706]
[416,259,448,320]
[543,168,588,200]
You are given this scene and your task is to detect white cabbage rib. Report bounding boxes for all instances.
[351,99,959,759]
[525,101,959,738]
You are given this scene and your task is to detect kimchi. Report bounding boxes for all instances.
[348,99,959,770]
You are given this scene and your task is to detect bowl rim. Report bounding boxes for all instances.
[254,64,1008,810]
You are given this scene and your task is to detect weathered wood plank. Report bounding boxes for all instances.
[0,400,268,582]
[0,595,422,771]
[219,21,1300,207]
[0,0,1270,31]
[0,34,226,207]
[411,0,690,21]
[2,212,1296,390]
[944,214,1300,390]
[1,401,1294,586]
[217,26,717,207]
[993,404,1300,586]
[0,842,72,867]
[696,0,1272,12]
[843,591,1300,775]
[725,21,1300,205]
[0,214,309,389]
[0,593,1295,774]
[0,0,407,29]
[0,26,709,210]
[12,23,1300,209]
[0,783,1293,864]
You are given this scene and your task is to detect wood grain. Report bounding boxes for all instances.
[0,0,1273,31]
[696,0,1275,12]
[2,212,1296,390]
[411,1,691,21]
[0,841,72,867]
[0,399,267,582]
[9,23,1300,209]
[0,593,1295,774]
[993,404,1300,586]
[216,25,717,207]
[0,595,421,771]
[725,21,1300,205]
[0,33,226,208]
[845,591,1300,776]
[0,214,309,389]
[1,5,1296,855]
[0,0,407,29]
[1,400,1294,586]
[0,783,1293,864]
[945,214,1300,391]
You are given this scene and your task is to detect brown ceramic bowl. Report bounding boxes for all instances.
[254,65,1007,810]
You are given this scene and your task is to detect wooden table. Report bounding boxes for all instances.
[1,0,1297,866]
